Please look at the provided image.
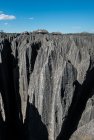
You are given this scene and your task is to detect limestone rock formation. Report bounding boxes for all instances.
[0,31,94,140]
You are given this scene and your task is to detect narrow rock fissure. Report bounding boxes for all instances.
[0,39,24,140]
[30,42,41,72]
[26,42,41,84]
[57,65,94,140]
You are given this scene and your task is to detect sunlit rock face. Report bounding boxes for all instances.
[0,31,94,140]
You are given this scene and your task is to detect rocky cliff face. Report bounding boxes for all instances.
[0,31,94,140]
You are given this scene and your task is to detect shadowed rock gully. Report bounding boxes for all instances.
[57,65,94,140]
[0,39,48,140]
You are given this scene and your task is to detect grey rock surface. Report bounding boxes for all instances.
[0,31,94,140]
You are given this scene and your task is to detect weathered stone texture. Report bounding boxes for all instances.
[0,32,94,140]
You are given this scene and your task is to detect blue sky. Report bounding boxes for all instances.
[0,0,94,33]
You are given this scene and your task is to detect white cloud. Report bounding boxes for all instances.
[28,17,34,20]
[0,14,16,20]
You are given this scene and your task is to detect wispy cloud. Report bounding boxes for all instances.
[0,13,16,20]
[4,22,8,25]
[72,26,82,29]
[28,17,34,20]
